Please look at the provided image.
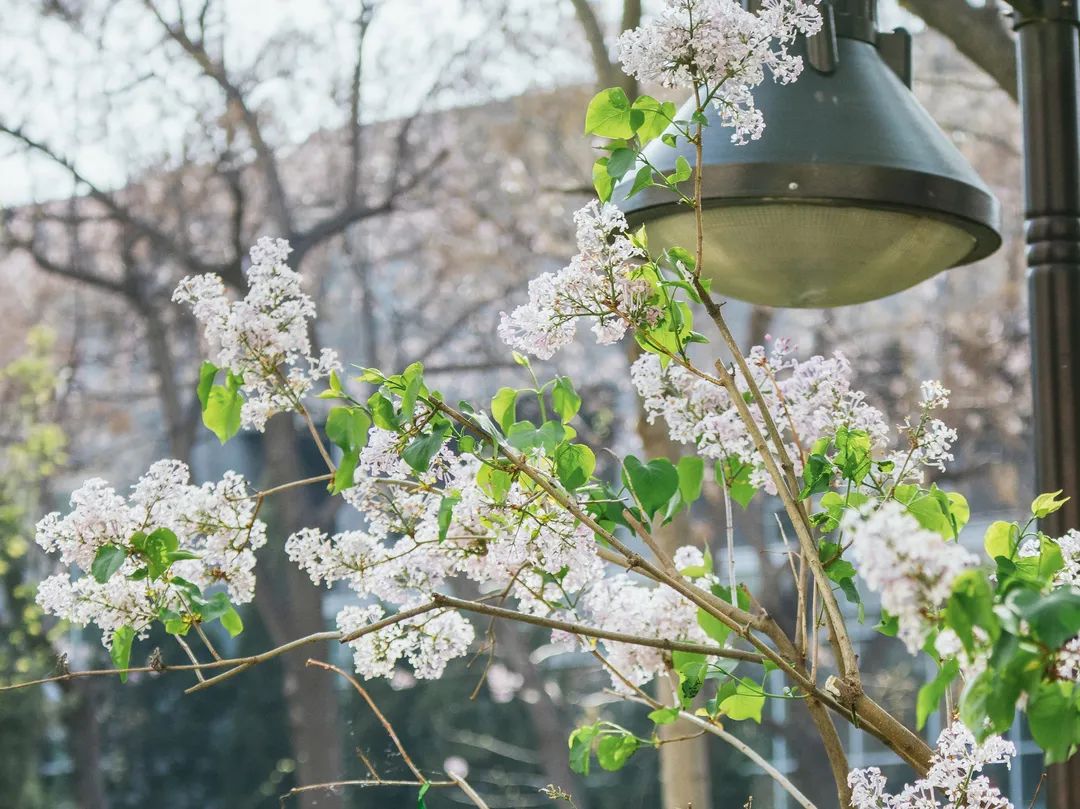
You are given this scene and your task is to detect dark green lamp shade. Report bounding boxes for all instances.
[615,38,1002,308]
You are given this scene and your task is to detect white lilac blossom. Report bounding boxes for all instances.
[286,427,606,680]
[1056,637,1080,682]
[336,604,475,681]
[631,343,888,493]
[1019,529,1080,681]
[173,237,340,431]
[843,501,978,655]
[498,201,652,360]
[933,627,991,683]
[285,420,712,687]
[568,551,714,691]
[35,460,265,646]
[849,723,1015,809]
[617,0,822,143]
[892,381,958,479]
[576,576,705,691]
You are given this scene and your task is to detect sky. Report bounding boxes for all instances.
[0,0,915,206]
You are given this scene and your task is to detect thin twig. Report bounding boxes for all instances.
[307,658,425,782]
[446,771,492,809]
[631,695,820,809]
[251,473,333,500]
[279,779,453,806]
[432,593,764,664]
[622,507,677,574]
[174,635,205,682]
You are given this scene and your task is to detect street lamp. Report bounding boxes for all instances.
[615,0,1003,307]
[621,0,1080,804]
[1014,1,1080,801]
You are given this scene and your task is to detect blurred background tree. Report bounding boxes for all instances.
[0,1,1038,807]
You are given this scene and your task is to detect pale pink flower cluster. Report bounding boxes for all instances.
[631,344,887,493]
[575,569,711,691]
[336,604,475,681]
[617,0,822,143]
[842,501,978,654]
[893,381,958,479]
[933,627,990,682]
[498,202,652,359]
[35,460,265,646]
[849,723,1014,809]
[1019,529,1080,681]
[286,427,606,680]
[173,237,340,430]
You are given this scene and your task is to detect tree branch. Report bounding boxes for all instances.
[901,0,1017,100]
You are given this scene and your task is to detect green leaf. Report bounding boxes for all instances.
[799,453,833,499]
[622,455,679,520]
[1016,587,1080,648]
[403,421,452,473]
[984,520,1019,561]
[719,678,765,723]
[142,527,180,580]
[220,606,244,637]
[632,96,676,145]
[673,650,707,701]
[110,625,135,683]
[946,570,998,653]
[167,549,200,563]
[507,420,569,454]
[669,155,692,184]
[1032,490,1070,519]
[592,157,615,202]
[606,147,637,181]
[697,607,731,646]
[197,361,218,410]
[1028,680,1078,763]
[597,733,640,771]
[91,544,127,583]
[916,658,959,730]
[491,387,519,433]
[417,781,431,809]
[584,87,637,138]
[834,427,872,485]
[477,464,512,503]
[555,443,596,492]
[626,165,655,199]
[648,706,682,726]
[198,591,232,622]
[399,362,425,421]
[326,406,371,454]
[437,496,460,542]
[568,724,600,775]
[202,373,243,444]
[551,377,582,424]
[367,392,399,431]
[876,611,899,637]
[331,448,359,494]
[677,456,705,505]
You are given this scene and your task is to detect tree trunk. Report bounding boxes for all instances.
[261,418,346,809]
[630,342,713,809]
[63,679,109,809]
[496,623,591,808]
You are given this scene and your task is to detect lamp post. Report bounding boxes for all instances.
[618,0,1080,805]
[1012,3,1080,805]
[615,0,1003,307]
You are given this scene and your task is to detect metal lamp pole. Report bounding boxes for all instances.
[1013,1,1080,805]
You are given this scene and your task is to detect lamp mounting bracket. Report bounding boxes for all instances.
[804,0,911,87]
